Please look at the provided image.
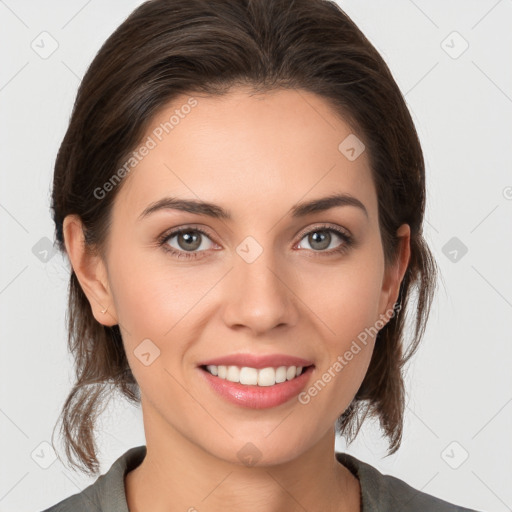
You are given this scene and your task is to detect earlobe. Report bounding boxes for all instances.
[62,214,118,326]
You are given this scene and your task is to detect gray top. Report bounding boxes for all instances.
[41,445,481,511]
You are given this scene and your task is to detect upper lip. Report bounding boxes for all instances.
[198,353,315,369]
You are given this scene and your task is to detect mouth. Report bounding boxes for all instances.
[197,364,316,409]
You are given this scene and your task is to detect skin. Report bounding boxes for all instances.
[63,86,410,512]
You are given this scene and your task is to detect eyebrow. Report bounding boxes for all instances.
[137,192,368,221]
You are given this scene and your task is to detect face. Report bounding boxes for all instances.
[65,86,409,466]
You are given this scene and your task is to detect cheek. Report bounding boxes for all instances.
[108,242,203,328]
[301,255,384,337]
[108,248,221,382]
[301,264,382,416]
[297,251,384,404]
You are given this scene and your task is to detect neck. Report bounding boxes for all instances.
[125,403,361,512]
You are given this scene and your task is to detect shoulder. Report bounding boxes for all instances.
[40,445,147,512]
[336,452,482,512]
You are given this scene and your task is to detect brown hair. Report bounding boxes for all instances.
[50,0,437,475]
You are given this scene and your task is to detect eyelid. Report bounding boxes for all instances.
[294,222,352,243]
[159,222,352,246]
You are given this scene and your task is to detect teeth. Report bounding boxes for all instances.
[205,365,305,386]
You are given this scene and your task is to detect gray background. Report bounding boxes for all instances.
[1,1,511,511]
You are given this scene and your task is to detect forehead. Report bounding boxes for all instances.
[112,87,377,225]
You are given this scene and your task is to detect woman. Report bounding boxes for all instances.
[43,0,481,510]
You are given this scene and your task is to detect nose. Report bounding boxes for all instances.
[221,249,299,336]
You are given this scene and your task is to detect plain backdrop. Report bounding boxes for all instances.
[1,1,511,511]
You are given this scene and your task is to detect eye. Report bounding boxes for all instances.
[157,223,353,261]
[158,226,217,260]
[296,225,353,256]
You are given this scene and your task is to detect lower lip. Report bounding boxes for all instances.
[198,366,315,409]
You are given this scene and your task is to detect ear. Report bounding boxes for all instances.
[378,223,411,322]
[62,214,118,326]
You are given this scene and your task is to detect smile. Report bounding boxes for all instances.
[198,364,315,409]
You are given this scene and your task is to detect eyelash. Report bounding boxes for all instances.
[157,224,353,260]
